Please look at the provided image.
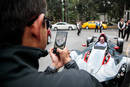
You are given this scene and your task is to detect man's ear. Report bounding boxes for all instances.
[30,14,44,40]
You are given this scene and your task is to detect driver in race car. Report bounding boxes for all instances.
[95,34,107,47]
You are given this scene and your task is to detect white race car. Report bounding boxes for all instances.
[70,34,130,87]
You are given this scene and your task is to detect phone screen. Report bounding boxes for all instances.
[54,31,68,49]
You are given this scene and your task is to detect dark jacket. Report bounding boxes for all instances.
[0,45,102,87]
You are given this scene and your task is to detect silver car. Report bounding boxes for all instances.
[51,22,77,30]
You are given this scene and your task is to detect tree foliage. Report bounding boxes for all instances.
[47,0,62,22]
[46,0,130,23]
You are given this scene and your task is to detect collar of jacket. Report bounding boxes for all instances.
[0,44,48,69]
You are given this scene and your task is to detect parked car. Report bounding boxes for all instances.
[47,28,51,44]
[51,22,77,30]
[82,21,107,29]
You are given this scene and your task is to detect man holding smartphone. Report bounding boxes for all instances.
[0,0,102,87]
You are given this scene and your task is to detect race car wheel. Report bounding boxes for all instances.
[117,38,123,53]
[54,27,58,31]
[68,27,73,30]
[120,61,130,87]
[120,71,130,87]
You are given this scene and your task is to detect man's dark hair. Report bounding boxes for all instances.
[0,0,46,45]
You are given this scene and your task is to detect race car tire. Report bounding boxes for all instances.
[68,26,73,30]
[120,59,130,87]
[117,38,123,53]
[120,71,130,87]
[54,27,58,31]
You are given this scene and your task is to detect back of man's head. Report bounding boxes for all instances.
[0,0,46,45]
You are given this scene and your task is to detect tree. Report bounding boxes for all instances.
[46,0,130,24]
[77,0,99,22]
[47,0,62,22]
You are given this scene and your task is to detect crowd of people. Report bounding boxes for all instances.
[76,20,103,36]
[76,18,130,41]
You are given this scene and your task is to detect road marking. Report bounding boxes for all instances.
[126,44,130,57]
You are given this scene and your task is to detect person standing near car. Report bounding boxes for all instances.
[99,21,103,33]
[0,0,103,87]
[95,21,99,32]
[123,20,130,41]
[77,21,82,36]
[118,18,126,38]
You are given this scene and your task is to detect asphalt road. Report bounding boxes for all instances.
[39,29,130,71]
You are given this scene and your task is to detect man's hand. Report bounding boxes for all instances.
[49,48,64,69]
[57,47,71,65]
[49,47,72,70]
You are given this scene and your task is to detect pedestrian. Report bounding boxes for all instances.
[99,21,103,33]
[95,21,99,32]
[0,0,102,87]
[123,20,130,41]
[77,21,82,36]
[118,18,126,38]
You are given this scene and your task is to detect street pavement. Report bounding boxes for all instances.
[39,29,130,71]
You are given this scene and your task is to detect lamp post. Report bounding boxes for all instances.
[61,0,64,22]
[103,1,106,22]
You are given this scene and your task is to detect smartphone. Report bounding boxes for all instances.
[54,31,68,49]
